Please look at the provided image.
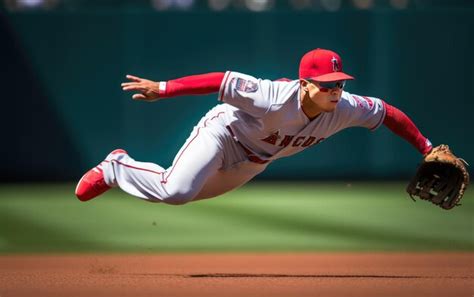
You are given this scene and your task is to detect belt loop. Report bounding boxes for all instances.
[226,126,238,142]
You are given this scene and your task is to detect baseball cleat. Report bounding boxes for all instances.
[75,149,127,202]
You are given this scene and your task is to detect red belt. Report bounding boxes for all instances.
[226,126,269,164]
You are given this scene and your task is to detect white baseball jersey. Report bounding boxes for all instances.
[217,71,386,161]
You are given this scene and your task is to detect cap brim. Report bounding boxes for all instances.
[311,72,354,82]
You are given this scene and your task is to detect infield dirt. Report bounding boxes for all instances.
[0,253,472,297]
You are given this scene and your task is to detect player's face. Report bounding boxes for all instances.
[305,80,344,112]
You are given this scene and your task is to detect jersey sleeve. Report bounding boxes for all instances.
[341,92,387,131]
[218,71,273,118]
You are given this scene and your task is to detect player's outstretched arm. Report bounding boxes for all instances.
[382,102,432,155]
[121,72,225,102]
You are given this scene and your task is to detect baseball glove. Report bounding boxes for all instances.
[406,144,469,210]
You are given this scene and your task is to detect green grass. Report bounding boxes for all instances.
[0,182,473,253]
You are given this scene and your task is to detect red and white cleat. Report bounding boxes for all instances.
[75,149,127,201]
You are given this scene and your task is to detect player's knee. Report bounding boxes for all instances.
[160,187,196,205]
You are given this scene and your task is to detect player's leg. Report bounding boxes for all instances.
[102,123,226,205]
[75,110,225,203]
[76,109,270,204]
[77,127,268,204]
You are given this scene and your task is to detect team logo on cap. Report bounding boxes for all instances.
[331,56,340,72]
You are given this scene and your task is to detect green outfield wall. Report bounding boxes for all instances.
[1,8,473,181]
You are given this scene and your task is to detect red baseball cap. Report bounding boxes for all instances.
[299,48,354,82]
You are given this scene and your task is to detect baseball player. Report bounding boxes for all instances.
[75,48,433,205]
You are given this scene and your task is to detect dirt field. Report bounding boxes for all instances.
[0,253,472,297]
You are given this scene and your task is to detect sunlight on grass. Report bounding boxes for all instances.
[0,182,472,253]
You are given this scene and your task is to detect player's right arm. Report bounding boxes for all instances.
[121,73,225,101]
[121,72,290,105]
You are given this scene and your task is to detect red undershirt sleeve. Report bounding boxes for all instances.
[158,72,225,98]
[158,73,293,98]
[382,101,432,155]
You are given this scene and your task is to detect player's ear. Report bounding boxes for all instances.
[300,79,309,91]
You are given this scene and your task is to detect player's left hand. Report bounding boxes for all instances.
[121,74,161,101]
[406,144,470,210]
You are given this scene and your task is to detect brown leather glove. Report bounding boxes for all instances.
[406,145,470,210]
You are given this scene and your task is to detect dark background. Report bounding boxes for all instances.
[1,0,473,182]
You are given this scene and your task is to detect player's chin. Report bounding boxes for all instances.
[323,102,339,112]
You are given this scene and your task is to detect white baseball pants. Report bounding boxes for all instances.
[102,111,268,205]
